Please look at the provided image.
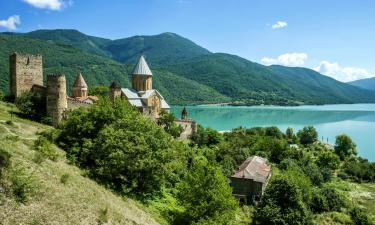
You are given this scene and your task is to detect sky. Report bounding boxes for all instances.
[1,0,375,82]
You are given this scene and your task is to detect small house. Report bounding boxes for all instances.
[230,156,272,204]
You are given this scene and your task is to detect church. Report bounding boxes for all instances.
[109,55,170,120]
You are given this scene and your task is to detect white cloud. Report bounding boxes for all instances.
[313,61,371,82]
[0,15,21,31]
[261,52,308,66]
[272,21,288,30]
[22,0,72,10]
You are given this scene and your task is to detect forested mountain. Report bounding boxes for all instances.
[348,77,375,91]
[0,34,228,105]
[1,29,375,105]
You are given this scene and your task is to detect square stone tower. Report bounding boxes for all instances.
[9,53,43,97]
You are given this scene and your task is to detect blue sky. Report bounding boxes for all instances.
[1,0,374,82]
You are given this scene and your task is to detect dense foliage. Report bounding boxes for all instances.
[14,92,47,121]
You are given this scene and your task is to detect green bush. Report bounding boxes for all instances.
[14,92,46,121]
[10,166,36,203]
[321,187,345,212]
[0,148,11,177]
[33,136,59,161]
[309,189,329,213]
[349,207,371,225]
[60,173,70,184]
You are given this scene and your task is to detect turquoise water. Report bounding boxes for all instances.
[171,104,375,161]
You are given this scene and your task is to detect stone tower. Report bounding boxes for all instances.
[109,81,121,102]
[181,107,188,119]
[132,55,153,92]
[9,53,43,97]
[72,73,88,98]
[46,74,68,127]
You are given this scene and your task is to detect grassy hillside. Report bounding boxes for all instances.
[0,34,227,105]
[0,102,161,225]
[348,77,375,91]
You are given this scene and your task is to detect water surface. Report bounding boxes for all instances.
[172,104,375,161]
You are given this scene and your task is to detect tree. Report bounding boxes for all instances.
[253,176,312,225]
[157,110,183,138]
[89,85,109,97]
[316,150,340,170]
[297,126,318,145]
[177,157,238,224]
[191,125,223,147]
[57,98,186,197]
[14,92,46,120]
[334,134,357,160]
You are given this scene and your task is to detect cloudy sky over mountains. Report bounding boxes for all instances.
[1,0,374,82]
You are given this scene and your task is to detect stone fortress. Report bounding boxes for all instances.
[9,52,197,139]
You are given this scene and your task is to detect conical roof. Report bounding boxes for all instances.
[132,55,153,76]
[73,73,88,88]
[110,81,120,89]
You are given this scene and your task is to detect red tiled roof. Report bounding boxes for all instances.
[231,156,271,183]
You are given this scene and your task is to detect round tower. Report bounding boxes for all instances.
[109,81,121,102]
[47,74,68,127]
[132,55,153,92]
[72,73,88,98]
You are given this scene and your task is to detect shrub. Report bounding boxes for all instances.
[309,189,329,213]
[0,148,11,177]
[33,136,59,161]
[302,163,324,186]
[349,207,371,225]
[10,166,36,203]
[60,173,70,184]
[321,187,345,212]
[14,92,46,120]
[316,150,340,170]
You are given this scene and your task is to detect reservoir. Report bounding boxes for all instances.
[172,104,375,161]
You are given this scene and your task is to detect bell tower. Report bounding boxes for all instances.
[132,55,153,92]
[72,73,88,98]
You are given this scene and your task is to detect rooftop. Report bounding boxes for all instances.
[132,55,153,76]
[231,156,271,183]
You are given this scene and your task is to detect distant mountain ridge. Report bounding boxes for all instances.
[1,29,375,105]
[348,77,375,91]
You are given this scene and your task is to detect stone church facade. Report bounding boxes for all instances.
[109,55,170,120]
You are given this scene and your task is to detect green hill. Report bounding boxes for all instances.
[25,29,113,58]
[2,29,375,105]
[0,34,228,105]
[166,54,375,104]
[104,32,211,65]
[348,77,375,91]
[0,102,161,225]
